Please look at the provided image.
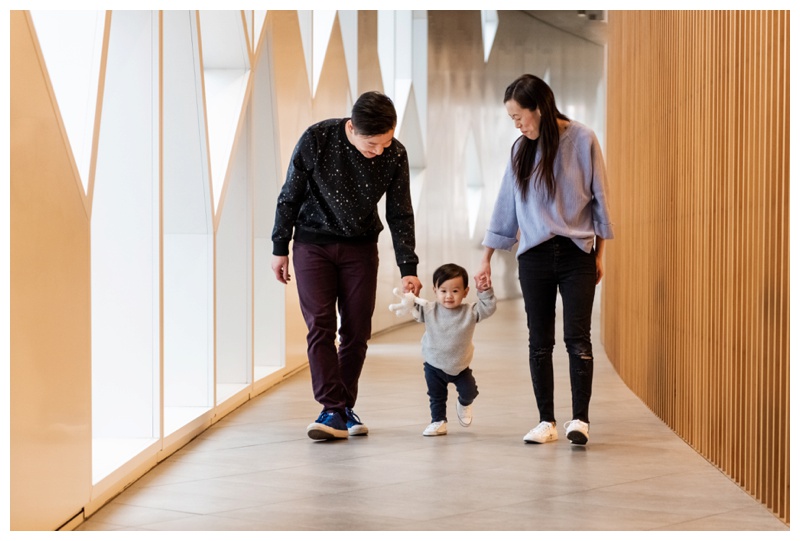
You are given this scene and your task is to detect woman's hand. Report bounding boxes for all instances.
[474,247,495,291]
[594,237,605,284]
[595,255,604,284]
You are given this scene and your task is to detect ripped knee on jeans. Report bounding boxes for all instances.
[530,347,552,366]
[571,351,594,375]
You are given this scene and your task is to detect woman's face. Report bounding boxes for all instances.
[505,99,541,140]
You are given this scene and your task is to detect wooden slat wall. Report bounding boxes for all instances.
[603,10,789,523]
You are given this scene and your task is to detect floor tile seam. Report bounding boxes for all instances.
[125,512,270,531]
[114,474,313,499]
[654,505,788,531]
[106,494,278,518]
[87,499,208,525]
[75,517,135,530]
[147,450,455,480]
[402,493,587,527]
[542,487,764,518]
[176,438,318,454]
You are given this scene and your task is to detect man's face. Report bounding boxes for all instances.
[346,120,394,158]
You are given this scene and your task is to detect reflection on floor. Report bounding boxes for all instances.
[77,296,788,532]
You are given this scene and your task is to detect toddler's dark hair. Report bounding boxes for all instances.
[433,263,468,289]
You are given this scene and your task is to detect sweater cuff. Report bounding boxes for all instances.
[273,241,290,256]
[399,263,418,278]
[594,221,615,241]
[477,287,495,298]
[482,230,518,251]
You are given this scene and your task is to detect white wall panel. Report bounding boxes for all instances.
[216,113,253,391]
[162,10,214,430]
[91,11,160,442]
[252,24,285,376]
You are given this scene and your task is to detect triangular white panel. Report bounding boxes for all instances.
[199,11,251,213]
[204,71,250,213]
[337,10,358,103]
[481,10,498,63]
[464,128,483,236]
[243,10,253,52]
[163,10,211,235]
[412,11,428,147]
[378,11,414,103]
[377,10,396,101]
[198,11,249,69]
[394,84,425,211]
[312,10,337,97]
[394,78,412,130]
[394,82,425,170]
[30,10,105,195]
[254,10,268,53]
[297,10,312,93]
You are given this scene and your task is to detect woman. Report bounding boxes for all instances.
[475,74,614,445]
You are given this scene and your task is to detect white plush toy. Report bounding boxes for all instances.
[388,287,428,318]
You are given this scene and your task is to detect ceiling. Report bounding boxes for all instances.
[522,10,608,46]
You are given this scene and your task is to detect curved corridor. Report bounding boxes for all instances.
[78,295,787,531]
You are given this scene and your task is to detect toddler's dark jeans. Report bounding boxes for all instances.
[423,362,479,423]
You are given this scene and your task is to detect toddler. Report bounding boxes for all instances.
[390,263,496,436]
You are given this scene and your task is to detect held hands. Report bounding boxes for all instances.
[475,273,492,292]
[473,261,492,292]
[401,275,422,296]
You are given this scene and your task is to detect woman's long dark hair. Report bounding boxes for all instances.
[504,74,569,200]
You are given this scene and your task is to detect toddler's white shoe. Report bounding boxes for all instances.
[423,420,447,436]
[456,401,473,427]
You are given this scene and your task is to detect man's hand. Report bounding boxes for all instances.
[402,275,422,296]
[271,255,291,284]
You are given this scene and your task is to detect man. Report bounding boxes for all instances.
[271,91,422,440]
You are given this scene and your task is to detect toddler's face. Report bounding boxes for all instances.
[434,277,468,309]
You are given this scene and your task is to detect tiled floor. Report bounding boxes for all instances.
[77,295,788,532]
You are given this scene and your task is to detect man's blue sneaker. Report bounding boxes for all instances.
[345,408,369,436]
[307,411,349,440]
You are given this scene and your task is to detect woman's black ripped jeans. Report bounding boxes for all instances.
[518,236,596,424]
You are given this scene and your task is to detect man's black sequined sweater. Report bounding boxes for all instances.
[272,118,418,277]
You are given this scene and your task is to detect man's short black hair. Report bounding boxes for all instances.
[433,263,469,289]
[350,91,397,136]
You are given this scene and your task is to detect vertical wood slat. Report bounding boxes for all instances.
[603,10,789,524]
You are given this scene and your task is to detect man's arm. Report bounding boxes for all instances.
[384,143,420,289]
[271,130,315,280]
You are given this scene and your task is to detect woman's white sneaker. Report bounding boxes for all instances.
[564,419,589,445]
[423,420,447,436]
[523,421,558,443]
